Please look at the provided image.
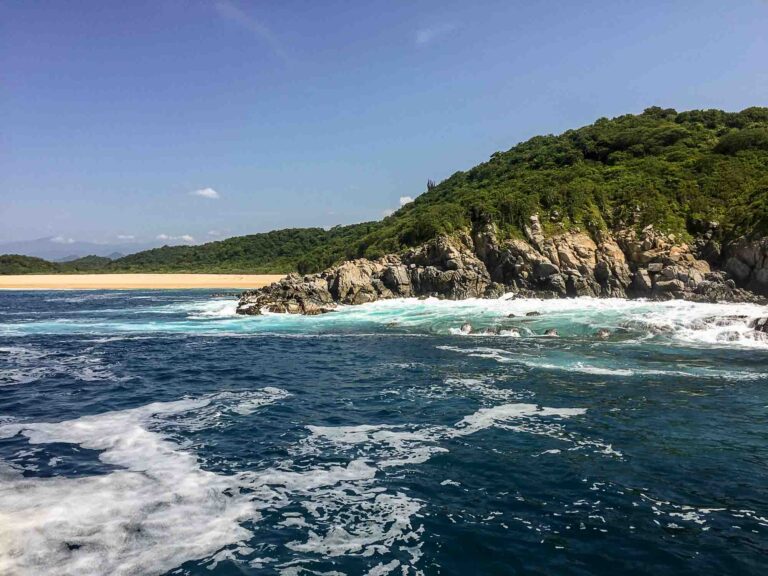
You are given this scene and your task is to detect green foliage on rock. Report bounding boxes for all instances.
[3,106,768,275]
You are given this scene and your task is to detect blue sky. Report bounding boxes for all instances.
[1,0,767,246]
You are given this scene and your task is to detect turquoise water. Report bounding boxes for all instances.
[1,290,767,575]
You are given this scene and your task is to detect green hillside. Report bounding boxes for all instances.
[0,255,60,274]
[360,106,768,257]
[111,225,377,274]
[3,106,768,275]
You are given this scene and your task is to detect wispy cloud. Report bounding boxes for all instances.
[208,230,222,237]
[415,23,457,46]
[191,187,220,199]
[116,234,135,241]
[214,0,289,62]
[50,236,75,244]
[157,234,195,243]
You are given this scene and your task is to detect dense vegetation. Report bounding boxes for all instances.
[0,255,60,274]
[4,107,768,275]
[112,226,377,274]
[0,254,114,274]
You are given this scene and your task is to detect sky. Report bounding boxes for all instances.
[1,0,767,247]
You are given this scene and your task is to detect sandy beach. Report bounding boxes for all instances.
[0,274,284,291]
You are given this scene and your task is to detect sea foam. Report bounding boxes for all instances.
[0,388,289,576]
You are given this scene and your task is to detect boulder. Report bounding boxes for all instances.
[654,279,685,293]
[632,269,653,294]
[750,317,768,334]
[723,237,768,295]
[381,264,413,297]
[237,274,335,316]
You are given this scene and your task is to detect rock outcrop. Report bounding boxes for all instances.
[238,234,494,316]
[237,216,767,315]
[724,237,768,296]
[751,317,768,334]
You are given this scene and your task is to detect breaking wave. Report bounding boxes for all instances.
[3,295,767,352]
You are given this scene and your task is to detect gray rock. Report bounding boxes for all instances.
[235,215,768,315]
[534,261,560,280]
[632,269,653,294]
[654,279,685,293]
[595,328,611,340]
[725,257,752,282]
[750,317,768,334]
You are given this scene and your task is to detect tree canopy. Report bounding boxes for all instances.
[4,106,768,275]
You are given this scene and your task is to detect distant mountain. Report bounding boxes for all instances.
[0,237,162,261]
[2,106,767,275]
[55,255,83,263]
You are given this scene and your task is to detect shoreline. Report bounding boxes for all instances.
[0,274,285,291]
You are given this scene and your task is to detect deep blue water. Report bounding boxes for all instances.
[1,290,767,576]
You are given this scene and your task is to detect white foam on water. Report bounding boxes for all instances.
[0,345,120,386]
[440,376,529,402]
[0,388,289,576]
[365,559,401,575]
[265,393,592,573]
[438,344,764,380]
[331,296,768,352]
[638,492,768,530]
[0,376,601,575]
[8,294,768,355]
[43,293,133,304]
[451,403,587,437]
[306,425,448,468]
[184,299,239,319]
[285,490,422,558]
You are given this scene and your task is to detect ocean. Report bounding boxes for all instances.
[1,290,767,575]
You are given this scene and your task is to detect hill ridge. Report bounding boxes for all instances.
[3,106,768,275]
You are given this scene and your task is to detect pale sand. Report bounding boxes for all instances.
[0,274,285,291]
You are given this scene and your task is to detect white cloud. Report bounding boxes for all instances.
[208,230,222,237]
[382,196,416,218]
[50,236,75,244]
[156,234,195,243]
[191,187,220,199]
[415,23,457,46]
[116,234,135,240]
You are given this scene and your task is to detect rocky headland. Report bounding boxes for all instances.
[237,215,768,317]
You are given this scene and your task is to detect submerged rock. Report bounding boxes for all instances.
[595,329,612,340]
[544,328,559,337]
[751,317,768,334]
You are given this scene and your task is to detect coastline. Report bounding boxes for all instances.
[0,273,284,291]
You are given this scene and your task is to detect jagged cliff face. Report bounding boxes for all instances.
[236,217,767,316]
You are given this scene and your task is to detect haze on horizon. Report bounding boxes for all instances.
[1,0,767,253]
